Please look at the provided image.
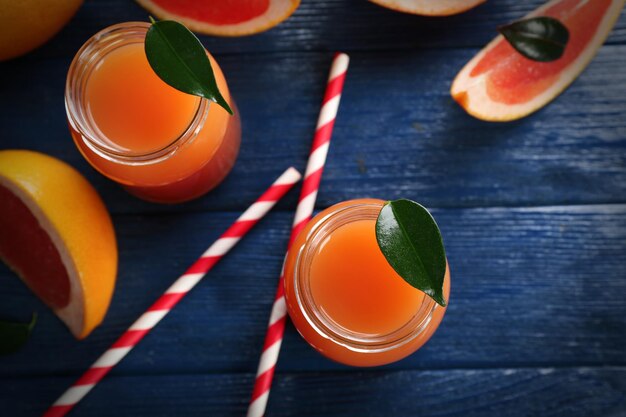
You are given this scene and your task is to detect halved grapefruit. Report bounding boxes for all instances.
[451,0,625,121]
[0,150,117,339]
[135,0,300,36]
[368,0,485,16]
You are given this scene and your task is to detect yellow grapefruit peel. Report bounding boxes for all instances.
[0,0,83,61]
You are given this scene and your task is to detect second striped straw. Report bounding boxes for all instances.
[43,167,302,417]
[247,52,350,417]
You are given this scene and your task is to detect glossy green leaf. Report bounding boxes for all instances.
[376,199,447,306]
[498,17,570,62]
[0,313,37,356]
[145,17,233,114]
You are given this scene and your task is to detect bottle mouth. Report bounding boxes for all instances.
[65,22,208,165]
[293,201,439,354]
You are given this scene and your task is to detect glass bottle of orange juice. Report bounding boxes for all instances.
[65,22,240,203]
[284,199,450,367]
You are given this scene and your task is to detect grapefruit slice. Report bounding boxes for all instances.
[368,0,485,16]
[0,150,117,339]
[451,0,625,121]
[135,0,300,36]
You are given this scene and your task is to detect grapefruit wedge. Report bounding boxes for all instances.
[0,150,117,339]
[136,0,300,36]
[368,0,485,16]
[451,0,625,121]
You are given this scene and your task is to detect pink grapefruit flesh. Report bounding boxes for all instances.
[147,0,270,25]
[136,0,300,36]
[451,0,625,121]
[0,184,71,309]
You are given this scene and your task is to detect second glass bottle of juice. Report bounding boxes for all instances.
[65,22,241,203]
[284,199,450,367]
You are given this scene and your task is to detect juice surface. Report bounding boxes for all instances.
[85,42,200,154]
[310,218,425,335]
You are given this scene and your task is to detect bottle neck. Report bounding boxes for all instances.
[65,22,207,166]
[292,200,439,354]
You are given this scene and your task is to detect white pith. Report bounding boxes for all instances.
[369,0,485,16]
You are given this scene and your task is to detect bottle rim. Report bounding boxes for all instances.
[65,21,208,165]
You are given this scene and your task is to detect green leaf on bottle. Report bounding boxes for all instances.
[498,17,570,62]
[0,313,37,356]
[145,17,233,115]
[375,199,447,306]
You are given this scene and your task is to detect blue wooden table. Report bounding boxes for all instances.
[1,1,626,416]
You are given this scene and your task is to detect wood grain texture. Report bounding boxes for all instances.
[1,47,625,214]
[0,206,624,377]
[4,368,625,416]
[13,0,626,59]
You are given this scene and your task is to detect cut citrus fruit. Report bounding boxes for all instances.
[368,0,485,16]
[0,0,83,61]
[0,150,117,339]
[451,0,625,121]
[135,0,300,36]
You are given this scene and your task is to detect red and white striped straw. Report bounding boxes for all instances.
[42,167,302,417]
[247,52,350,417]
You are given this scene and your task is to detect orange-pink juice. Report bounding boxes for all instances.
[85,43,200,154]
[309,218,426,335]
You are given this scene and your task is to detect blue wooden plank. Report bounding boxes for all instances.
[3,367,625,416]
[1,48,625,214]
[0,206,624,377]
[13,0,626,60]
